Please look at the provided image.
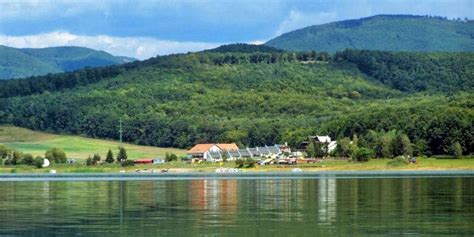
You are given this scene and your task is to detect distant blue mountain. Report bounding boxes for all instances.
[0,45,136,79]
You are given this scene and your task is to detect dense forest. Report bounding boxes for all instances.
[266,15,474,52]
[0,46,472,156]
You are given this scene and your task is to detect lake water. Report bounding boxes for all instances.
[0,175,473,236]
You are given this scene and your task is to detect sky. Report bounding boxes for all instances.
[0,0,472,59]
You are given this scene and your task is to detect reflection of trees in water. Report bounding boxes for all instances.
[242,179,307,222]
[0,178,473,236]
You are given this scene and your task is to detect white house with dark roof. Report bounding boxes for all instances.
[300,135,337,153]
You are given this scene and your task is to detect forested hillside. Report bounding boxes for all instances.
[0,47,472,156]
[266,15,474,52]
[0,45,135,79]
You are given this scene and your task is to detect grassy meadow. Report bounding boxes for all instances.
[1,157,474,174]
[0,125,186,160]
[1,125,473,174]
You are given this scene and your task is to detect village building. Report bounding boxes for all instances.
[187,143,287,162]
[299,135,337,153]
[187,143,239,161]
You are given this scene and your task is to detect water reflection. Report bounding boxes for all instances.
[318,178,336,226]
[0,177,473,236]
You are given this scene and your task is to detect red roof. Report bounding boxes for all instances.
[188,144,215,153]
[188,143,239,153]
[217,143,239,151]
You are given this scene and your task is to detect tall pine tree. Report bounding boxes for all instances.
[105,149,114,163]
[117,147,127,162]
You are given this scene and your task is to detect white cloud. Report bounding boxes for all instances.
[275,10,339,36]
[248,40,267,45]
[0,31,224,59]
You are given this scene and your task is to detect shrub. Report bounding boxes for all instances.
[121,160,135,167]
[92,154,101,165]
[387,156,408,167]
[85,156,93,166]
[335,137,352,158]
[10,150,21,165]
[34,157,44,168]
[19,153,34,165]
[45,147,67,163]
[0,144,9,159]
[3,158,12,166]
[245,158,256,168]
[235,159,244,168]
[450,142,463,158]
[165,153,178,162]
[353,147,374,162]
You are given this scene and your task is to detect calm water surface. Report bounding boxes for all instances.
[0,176,473,236]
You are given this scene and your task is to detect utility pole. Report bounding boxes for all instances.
[119,118,123,144]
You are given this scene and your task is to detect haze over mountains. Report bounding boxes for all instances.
[266,15,474,52]
[0,45,135,80]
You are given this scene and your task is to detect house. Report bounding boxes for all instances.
[187,143,286,162]
[277,143,291,154]
[187,143,239,161]
[299,135,338,154]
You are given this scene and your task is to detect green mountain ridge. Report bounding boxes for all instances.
[0,45,136,80]
[0,48,472,156]
[266,15,474,52]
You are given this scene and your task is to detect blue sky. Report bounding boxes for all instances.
[0,0,472,59]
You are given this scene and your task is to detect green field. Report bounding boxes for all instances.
[1,157,473,174]
[0,125,186,160]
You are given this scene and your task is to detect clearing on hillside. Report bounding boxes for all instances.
[0,125,186,160]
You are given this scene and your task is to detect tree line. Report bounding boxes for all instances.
[0,49,472,157]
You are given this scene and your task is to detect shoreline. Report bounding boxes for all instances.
[1,170,474,181]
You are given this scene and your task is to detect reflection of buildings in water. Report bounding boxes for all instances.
[191,180,238,226]
[318,178,336,225]
[41,181,50,215]
[253,180,304,222]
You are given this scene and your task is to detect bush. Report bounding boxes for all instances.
[387,156,408,167]
[34,156,44,168]
[353,147,374,162]
[165,153,178,162]
[0,144,9,159]
[19,153,34,165]
[245,158,256,168]
[45,147,67,163]
[85,156,93,166]
[450,142,463,158]
[235,159,244,168]
[92,154,101,165]
[121,160,135,167]
[8,150,21,165]
[335,137,352,158]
